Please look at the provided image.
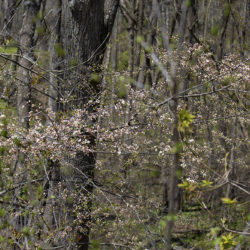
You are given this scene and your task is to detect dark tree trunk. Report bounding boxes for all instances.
[45,1,119,248]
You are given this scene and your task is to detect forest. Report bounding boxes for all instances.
[0,0,249,249]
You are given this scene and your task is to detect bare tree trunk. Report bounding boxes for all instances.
[137,1,156,87]
[165,80,180,250]
[110,9,120,121]
[217,0,231,60]
[135,0,144,67]
[17,1,41,128]
[240,0,248,57]
[60,1,119,248]
[62,2,105,248]
[128,0,136,78]
[2,0,17,36]
[166,1,188,248]
[14,1,41,248]
[42,0,62,245]
[47,0,61,113]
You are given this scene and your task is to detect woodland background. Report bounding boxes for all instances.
[0,0,249,249]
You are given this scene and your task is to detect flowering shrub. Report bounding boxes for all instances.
[0,42,249,248]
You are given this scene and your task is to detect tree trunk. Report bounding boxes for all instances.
[14,1,41,248]
[42,0,62,244]
[17,1,41,128]
[54,1,118,248]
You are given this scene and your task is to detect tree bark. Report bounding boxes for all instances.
[59,1,119,248]
[2,0,17,36]
[14,1,41,248]
[17,1,41,128]
[42,0,62,244]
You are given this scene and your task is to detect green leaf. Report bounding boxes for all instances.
[201,180,213,187]
[36,185,43,199]
[136,35,143,43]
[0,46,18,54]
[221,197,237,205]
[0,236,5,243]
[220,233,236,249]
[177,109,195,133]
[210,227,220,236]
[178,180,190,188]
[21,227,30,236]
